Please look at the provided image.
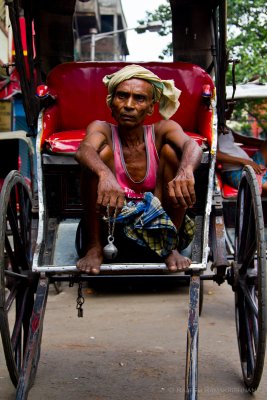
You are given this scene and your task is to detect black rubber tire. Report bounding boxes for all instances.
[0,171,37,387]
[234,165,266,392]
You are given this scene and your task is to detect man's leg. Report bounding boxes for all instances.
[76,147,113,274]
[154,144,191,272]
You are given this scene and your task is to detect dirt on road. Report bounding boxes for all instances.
[1,278,266,400]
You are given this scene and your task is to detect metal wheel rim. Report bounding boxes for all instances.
[0,170,34,386]
[234,166,266,391]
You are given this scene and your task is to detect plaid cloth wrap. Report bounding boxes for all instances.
[109,192,195,257]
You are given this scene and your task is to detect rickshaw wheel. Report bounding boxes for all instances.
[234,166,266,392]
[0,170,38,387]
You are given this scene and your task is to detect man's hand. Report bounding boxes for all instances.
[167,166,196,209]
[245,160,266,175]
[97,170,125,214]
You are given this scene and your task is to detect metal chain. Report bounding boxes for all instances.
[76,281,85,318]
[106,204,118,239]
[69,278,74,287]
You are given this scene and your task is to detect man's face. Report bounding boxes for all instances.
[110,78,154,127]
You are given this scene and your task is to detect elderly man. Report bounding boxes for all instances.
[75,64,202,274]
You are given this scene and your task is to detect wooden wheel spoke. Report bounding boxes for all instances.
[7,199,30,269]
[18,186,32,262]
[10,187,18,216]
[238,293,255,375]
[7,202,24,251]
[239,182,252,230]
[238,199,255,264]
[11,288,29,352]
[5,284,19,312]
[239,237,257,270]
[5,234,20,273]
[14,332,22,374]
[246,287,259,351]
[252,314,259,352]
[244,301,256,376]
[18,186,31,249]
[240,283,258,318]
[237,296,247,361]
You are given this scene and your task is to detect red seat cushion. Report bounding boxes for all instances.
[44,129,206,154]
[222,183,238,198]
[216,172,238,198]
[44,130,86,154]
[185,132,207,147]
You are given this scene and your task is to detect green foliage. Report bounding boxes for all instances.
[137,3,172,59]
[226,0,267,136]
[227,0,267,84]
[140,0,267,83]
[229,99,267,138]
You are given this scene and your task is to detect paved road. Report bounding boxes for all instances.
[1,277,266,400]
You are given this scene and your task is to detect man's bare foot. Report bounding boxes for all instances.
[76,246,103,274]
[165,249,191,272]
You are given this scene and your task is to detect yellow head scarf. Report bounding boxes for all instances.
[103,64,181,120]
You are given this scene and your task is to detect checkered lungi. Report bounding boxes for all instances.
[112,192,195,257]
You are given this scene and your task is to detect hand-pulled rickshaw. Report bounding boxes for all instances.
[0,1,266,399]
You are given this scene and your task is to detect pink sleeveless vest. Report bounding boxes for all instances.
[111,124,159,199]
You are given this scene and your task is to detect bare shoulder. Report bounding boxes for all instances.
[80,120,112,152]
[86,120,112,137]
[154,120,189,146]
[154,120,185,136]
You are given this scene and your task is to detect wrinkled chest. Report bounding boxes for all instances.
[122,145,148,181]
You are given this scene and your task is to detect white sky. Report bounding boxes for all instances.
[120,0,171,61]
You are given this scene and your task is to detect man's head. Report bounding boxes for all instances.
[103,64,181,120]
[108,78,155,127]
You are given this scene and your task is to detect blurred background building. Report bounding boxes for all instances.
[0,0,13,133]
[74,0,129,61]
[0,0,130,134]
[0,0,130,179]
[0,0,9,66]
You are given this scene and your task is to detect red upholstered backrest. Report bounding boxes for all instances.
[43,61,214,145]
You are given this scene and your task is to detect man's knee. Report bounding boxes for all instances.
[99,145,114,166]
[80,145,113,184]
[159,144,179,169]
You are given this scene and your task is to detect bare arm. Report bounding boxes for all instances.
[169,138,202,209]
[217,149,265,175]
[156,120,203,208]
[231,129,264,147]
[217,150,247,166]
[75,121,109,172]
[75,121,125,211]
